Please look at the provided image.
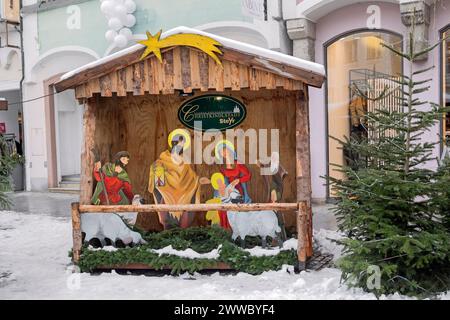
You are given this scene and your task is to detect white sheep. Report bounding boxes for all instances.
[118,194,143,226]
[81,195,146,247]
[222,188,283,248]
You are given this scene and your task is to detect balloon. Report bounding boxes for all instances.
[124,0,136,13]
[100,1,114,15]
[119,28,133,40]
[114,34,128,48]
[114,4,127,17]
[105,29,117,42]
[108,17,123,31]
[123,14,136,28]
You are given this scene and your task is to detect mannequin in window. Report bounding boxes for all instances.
[344,85,368,170]
[348,85,368,135]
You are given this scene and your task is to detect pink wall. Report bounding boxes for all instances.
[308,2,450,200]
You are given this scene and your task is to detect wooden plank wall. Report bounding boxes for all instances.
[87,88,302,231]
[75,47,304,99]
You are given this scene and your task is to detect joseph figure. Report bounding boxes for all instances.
[148,129,201,229]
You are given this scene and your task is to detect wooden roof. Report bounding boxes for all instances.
[55,30,325,98]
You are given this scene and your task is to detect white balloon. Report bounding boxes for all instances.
[124,0,136,13]
[114,34,128,48]
[100,1,114,15]
[123,14,136,27]
[105,29,117,42]
[119,27,133,40]
[114,4,127,16]
[108,17,123,31]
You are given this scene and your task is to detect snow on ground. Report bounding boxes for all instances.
[150,245,222,259]
[0,208,441,300]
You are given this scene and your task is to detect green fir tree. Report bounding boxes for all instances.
[328,28,450,297]
[0,135,22,209]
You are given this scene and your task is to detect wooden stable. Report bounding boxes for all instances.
[56,29,325,271]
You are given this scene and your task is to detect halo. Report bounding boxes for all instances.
[210,172,225,190]
[168,129,191,150]
[214,139,235,162]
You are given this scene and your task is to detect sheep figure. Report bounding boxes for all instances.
[119,194,144,226]
[222,188,283,248]
[81,195,146,248]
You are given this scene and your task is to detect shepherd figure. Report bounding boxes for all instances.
[91,151,134,205]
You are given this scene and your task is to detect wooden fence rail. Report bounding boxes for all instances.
[79,203,299,213]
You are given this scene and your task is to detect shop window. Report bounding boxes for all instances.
[344,39,358,64]
[326,31,402,198]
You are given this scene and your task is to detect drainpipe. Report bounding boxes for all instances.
[17,0,26,190]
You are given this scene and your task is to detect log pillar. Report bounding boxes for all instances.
[71,202,82,263]
[295,87,313,272]
[79,98,96,205]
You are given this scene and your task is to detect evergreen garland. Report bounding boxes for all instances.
[76,227,297,275]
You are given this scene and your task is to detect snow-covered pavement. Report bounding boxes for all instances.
[0,192,443,300]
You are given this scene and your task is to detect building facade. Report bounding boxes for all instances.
[15,0,450,203]
[0,0,22,150]
[20,0,291,192]
[285,0,450,201]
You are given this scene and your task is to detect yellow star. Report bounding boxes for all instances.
[138,30,163,62]
[137,29,223,66]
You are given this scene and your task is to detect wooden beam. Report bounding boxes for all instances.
[99,75,112,97]
[304,85,314,258]
[71,202,82,264]
[239,65,249,88]
[79,99,96,205]
[54,46,325,94]
[199,52,209,92]
[230,62,240,91]
[296,201,308,271]
[180,47,192,93]
[117,69,127,96]
[133,61,145,96]
[222,47,324,88]
[162,50,175,94]
[54,46,147,92]
[249,68,258,91]
[125,65,134,93]
[75,84,86,99]
[172,47,183,90]
[223,60,232,89]
[296,88,313,261]
[190,49,201,90]
[78,202,299,213]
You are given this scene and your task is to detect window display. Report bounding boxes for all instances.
[326,31,402,197]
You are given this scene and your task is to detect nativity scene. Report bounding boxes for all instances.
[54,26,325,273]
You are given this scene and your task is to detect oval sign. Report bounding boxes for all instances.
[178,95,247,132]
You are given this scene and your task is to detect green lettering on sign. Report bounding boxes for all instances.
[178,95,247,131]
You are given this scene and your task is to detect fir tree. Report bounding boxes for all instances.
[328,27,450,297]
[0,135,22,209]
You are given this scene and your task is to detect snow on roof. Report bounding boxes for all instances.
[60,26,325,82]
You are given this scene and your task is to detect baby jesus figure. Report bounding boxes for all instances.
[205,173,243,230]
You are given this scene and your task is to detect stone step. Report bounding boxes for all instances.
[59,181,80,189]
[61,175,81,182]
[48,187,80,194]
